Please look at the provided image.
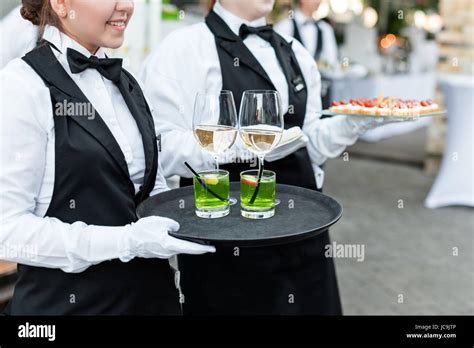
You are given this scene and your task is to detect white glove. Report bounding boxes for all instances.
[343,116,398,136]
[119,216,216,262]
[266,126,308,162]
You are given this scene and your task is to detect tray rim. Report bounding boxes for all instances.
[321,109,446,119]
[136,183,343,247]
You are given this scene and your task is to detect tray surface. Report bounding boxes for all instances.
[137,183,343,247]
[322,109,446,120]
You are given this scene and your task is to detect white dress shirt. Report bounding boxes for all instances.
[0,25,169,272]
[274,9,339,66]
[0,6,38,69]
[140,1,360,183]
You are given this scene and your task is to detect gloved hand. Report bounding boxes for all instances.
[343,116,399,136]
[119,216,216,262]
[266,126,308,162]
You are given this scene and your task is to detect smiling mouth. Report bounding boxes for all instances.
[106,20,127,29]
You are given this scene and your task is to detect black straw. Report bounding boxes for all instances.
[249,163,264,204]
[184,162,227,202]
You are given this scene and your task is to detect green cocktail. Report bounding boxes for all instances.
[240,170,276,219]
[193,169,230,218]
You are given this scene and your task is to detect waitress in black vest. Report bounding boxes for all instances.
[275,0,338,66]
[275,0,339,110]
[141,0,386,315]
[0,0,214,315]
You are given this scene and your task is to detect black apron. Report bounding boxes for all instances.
[178,11,342,315]
[292,18,332,112]
[4,43,180,315]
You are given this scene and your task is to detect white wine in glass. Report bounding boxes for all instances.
[239,90,284,171]
[193,91,239,205]
[194,125,237,155]
[193,91,238,170]
[240,126,283,155]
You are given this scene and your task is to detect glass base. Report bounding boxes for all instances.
[195,207,230,219]
[241,208,275,219]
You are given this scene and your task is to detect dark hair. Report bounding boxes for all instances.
[21,0,60,33]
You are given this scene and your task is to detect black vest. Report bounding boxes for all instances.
[5,43,180,315]
[202,11,317,190]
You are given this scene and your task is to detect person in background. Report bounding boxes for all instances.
[141,0,391,315]
[275,0,338,108]
[275,0,338,65]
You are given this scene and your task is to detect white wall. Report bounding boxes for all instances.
[0,0,19,18]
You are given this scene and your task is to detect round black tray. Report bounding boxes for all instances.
[137,183,343,247]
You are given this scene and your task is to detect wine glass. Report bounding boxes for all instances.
[239,90,284,169]
[193,90,238,205]
[238,90,284,206]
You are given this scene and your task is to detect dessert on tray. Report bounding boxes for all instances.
[329,97,441,117]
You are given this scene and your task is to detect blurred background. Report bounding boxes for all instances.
[0,0,473,315]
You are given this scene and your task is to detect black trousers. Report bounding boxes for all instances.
[179,230,342,315]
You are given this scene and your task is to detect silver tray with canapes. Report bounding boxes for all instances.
[324,97,446,121]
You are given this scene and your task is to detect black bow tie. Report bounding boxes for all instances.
[67,48,122,83]
[239,24,274,41]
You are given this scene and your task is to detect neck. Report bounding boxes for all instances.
[62,29,99,55]
[219,1,261,22]
[299,6,314,18]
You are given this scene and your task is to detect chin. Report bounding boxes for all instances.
[261,0,275,11]
[256,3,274,17]
[103,37,125,50]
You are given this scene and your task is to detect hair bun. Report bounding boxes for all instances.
[20,0,43,26]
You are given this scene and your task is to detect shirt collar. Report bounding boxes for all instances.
[294,9,315,25]
[213,1,267,36]
[42,25,106,59]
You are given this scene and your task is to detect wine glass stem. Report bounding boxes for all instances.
[258,155,264,172]
[214,155,219,170]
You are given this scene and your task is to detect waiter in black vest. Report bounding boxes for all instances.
[0,0,214,315]
[141,0,387,315]
[275,0,339,109]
